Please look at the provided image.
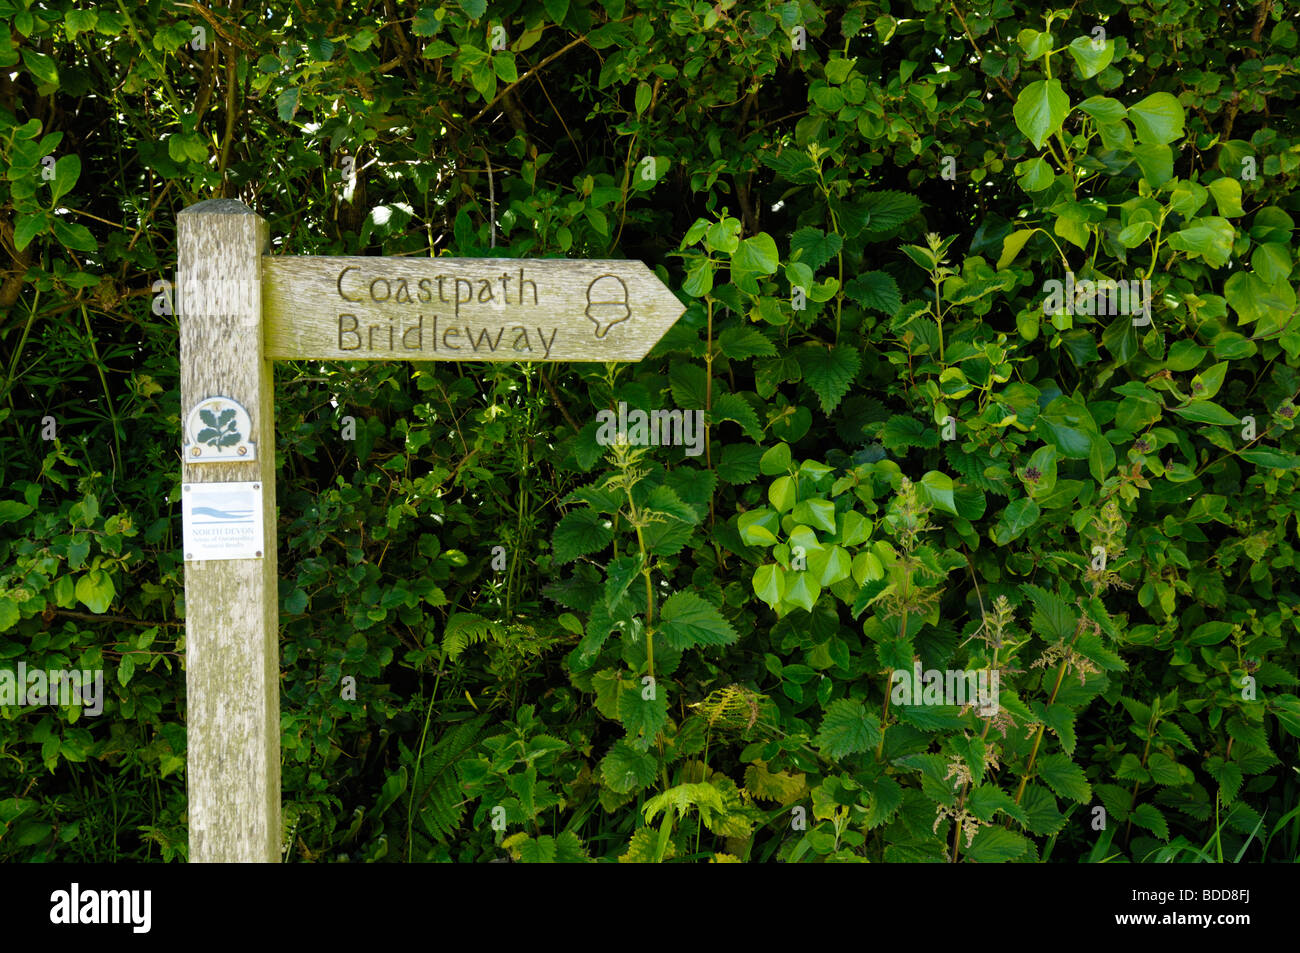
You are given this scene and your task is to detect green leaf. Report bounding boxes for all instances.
[1251,243,1292,285]
[50,219,97,253]
[49,154,81,205]
[276,87,300,122]
[601,741,657,793]
[807,545,851,586]
[21,48,59,87]
[739,508,781,545]
[752,564,786,608]
[759,442,792,475]
[412,8,441,36]
[1013,79,1070,149]
[1015,157,1056,192]
[798,346,860,414]
[1040,703,1077,756]
[0,500,34,523]
[75,570,115,614]
[620,680,668,750]
[118,653,135,687]
[917,470,957,516]
[844,271,901,315]
[552,509,614,564]
[815,698,881,758]
[1128,92,1184,145]
[1190,361,1227,401]
[658,591,739,650]
[492,53,518,82]
[1206,177,1244,217]
[1239,449,1300,469]
[65,9,99,39]
[1172,400,1239,426]
[998,229,1035,269]
[460,0,488,18]
[992,498,1039,545]
[1067,35,1113,78]
[790,497,836,533]
[1036,753,1091,803]
[858,190,922,232]
[1129,143,1174,187]
[717,443,764,484]
[1130,802,1169,840]
[1165,217,1235,268]
[768,476,797,513]
[789,228,842,272]
[730,233,779,291]
[964,826,1030,862]
[0,597,19,632]
[14,212,48,250]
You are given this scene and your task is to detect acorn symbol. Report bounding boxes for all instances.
[585,275,631,338]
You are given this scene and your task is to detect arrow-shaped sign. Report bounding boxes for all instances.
[262,256,685,362]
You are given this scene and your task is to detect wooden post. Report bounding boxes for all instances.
[178,199,279,862]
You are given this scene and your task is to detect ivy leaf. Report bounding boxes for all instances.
[798,345,860,415]
[658,591,738,650]
[815,698,881,758]
[1013,79,1070,149]
[552,509,614,564]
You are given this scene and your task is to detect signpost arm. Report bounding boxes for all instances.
[178,199,280,862]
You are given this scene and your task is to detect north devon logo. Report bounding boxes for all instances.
[183,396,256,461]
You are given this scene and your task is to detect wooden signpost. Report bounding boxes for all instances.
[178,198,685,862]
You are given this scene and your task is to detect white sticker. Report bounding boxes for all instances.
[182,482,264,561]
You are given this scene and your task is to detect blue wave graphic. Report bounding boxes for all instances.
[191,506,255,521]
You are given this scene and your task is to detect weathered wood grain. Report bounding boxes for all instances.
[179,199,279,863]
[263,256,685,361]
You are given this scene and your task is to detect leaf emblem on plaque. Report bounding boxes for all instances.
[184,396,256,461]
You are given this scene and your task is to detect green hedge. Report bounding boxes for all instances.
[2,0,1299,862]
